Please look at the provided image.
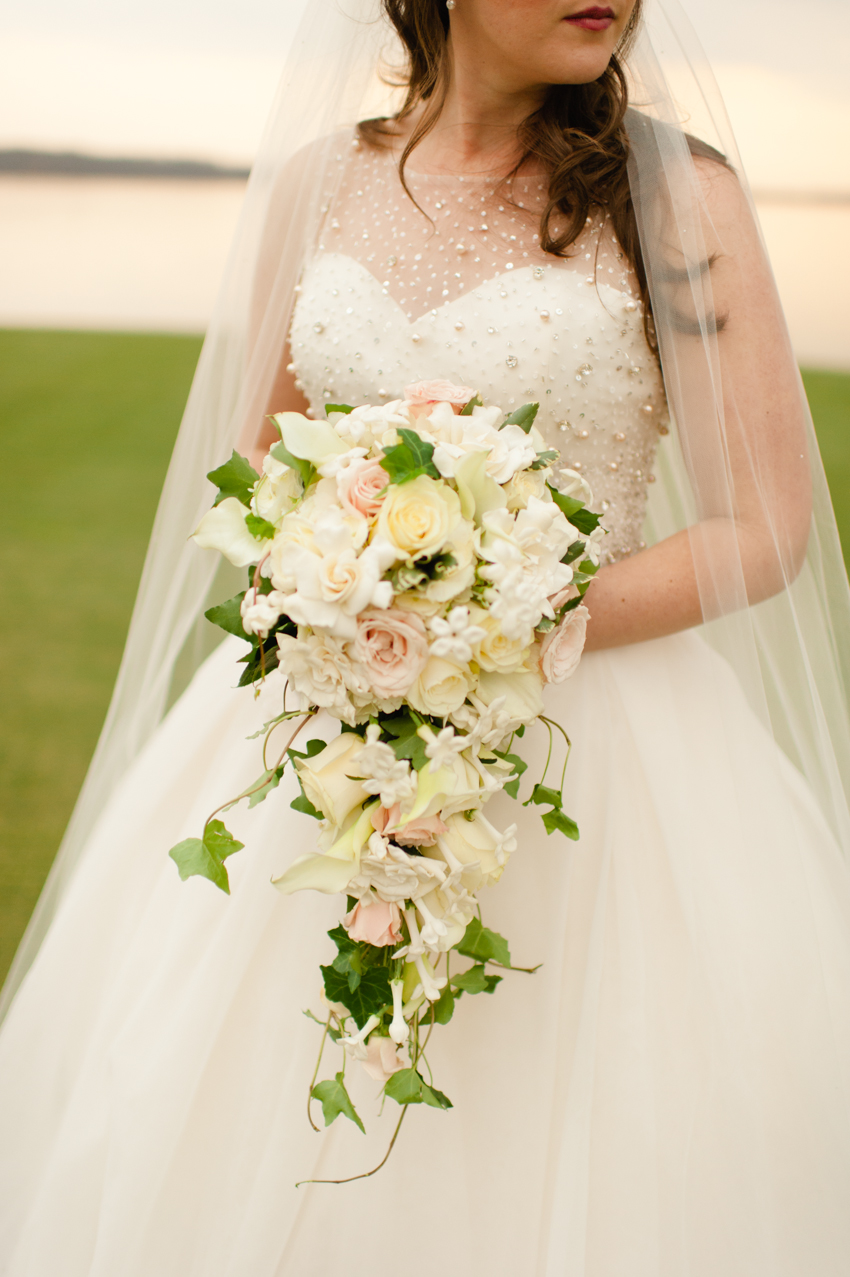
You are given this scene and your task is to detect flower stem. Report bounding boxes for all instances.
[306,1015,332,1133]
[295,1105,409,1188]
[201,711,316,834]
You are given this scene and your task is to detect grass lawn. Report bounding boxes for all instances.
[0,332,848,983]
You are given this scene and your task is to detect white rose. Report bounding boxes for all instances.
[252,456,302,523]
[192,497,265,567]
[294,732,370,828]
[476,668,544,724]
[539,604,589,684]
[376,474,461,560]
[504,466,549,512]
[467,605,533,674]
[407,656,476,718]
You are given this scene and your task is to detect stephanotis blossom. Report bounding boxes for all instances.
[428,605,487,665]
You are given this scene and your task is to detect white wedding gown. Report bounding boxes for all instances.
[2,146,850,1275]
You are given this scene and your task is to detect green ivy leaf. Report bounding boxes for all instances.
[290,791,322,820]
[204,592,248,640]
[379,711,430,771]
[168,819,244,894]
[502,402,539,433]
[269,439,315,490]
[320,963,392,1029]
[451,964,502,995]
[541,807,580,841]
[379,429,441,485]
[547,482,602,535]
[207,450,259,508]
[244,513,276,540]
[311,1072,365,1133]
[384,1068,453,1110]
[287,739,327,761]
[524,783,562,810]
[561,539,587,566]
[492,748,528,800]
[459,393,483,416]
[325,403,354,415]
[246,766,284,809]
[433,984,455,1024]
[456,917,511,967]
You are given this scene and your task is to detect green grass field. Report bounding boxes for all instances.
[0,331,848,983]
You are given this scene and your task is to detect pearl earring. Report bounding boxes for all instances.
[446,1,456,8]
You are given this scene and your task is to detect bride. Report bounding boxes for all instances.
[3,0,850,1273]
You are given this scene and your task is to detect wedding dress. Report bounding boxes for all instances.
[2,138,850,1276]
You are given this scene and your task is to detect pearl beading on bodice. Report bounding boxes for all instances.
[288,136,668,562]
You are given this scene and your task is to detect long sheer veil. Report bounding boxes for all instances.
[3,0,849,1019]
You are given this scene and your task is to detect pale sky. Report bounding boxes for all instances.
[0,0,848,188]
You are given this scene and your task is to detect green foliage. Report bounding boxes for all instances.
[542,808,580,840]
[525,783,562,809]
[207,450,259,508]
[451,964,502,995]
[432,984,456,1024]
[530,449,559,470]
[311,1073,365,1133]
[246,766,284,809]
[491,748,528,799]
[384,1068,453,1110]
[459,393,483,415]
[547,482,602,535]
[204,591,248,640]
[168,819,244,894]
[502,402,539,433]
[379,429,441,484]
[269,439,315,489]
[325,403,354,415]
[456,916,511,967]
[378,710,430,771]
[320,962,392,1028]
[244,513,276,540]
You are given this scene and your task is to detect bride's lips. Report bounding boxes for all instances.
[564,6,616,31]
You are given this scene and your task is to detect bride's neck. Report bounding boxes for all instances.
[401,38,547,177]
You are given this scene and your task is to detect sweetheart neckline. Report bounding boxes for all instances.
[307,251,636,329]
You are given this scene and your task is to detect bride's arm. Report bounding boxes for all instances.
[584,161,813,652]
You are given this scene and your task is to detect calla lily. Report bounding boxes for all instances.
[453,449,507,525]
[271,804,375,895]
[192,497,265,567]
[272,411,348,467]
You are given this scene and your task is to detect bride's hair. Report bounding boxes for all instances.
[360,0,655,341]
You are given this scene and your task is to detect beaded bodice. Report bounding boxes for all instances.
[289,136,668,562]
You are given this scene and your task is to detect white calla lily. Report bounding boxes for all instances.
[273,411,348,466]
[192,497,265,567]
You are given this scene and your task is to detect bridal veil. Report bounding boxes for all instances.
[3,0,849,1018]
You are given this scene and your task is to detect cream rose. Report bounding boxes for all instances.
[252,455,302,523]
[476,668,544,723]
[428,810,515,889]
[337,456,389,519]
[407,655,476,718]
[376,474,461,560]
[468,606,533,674]
[294,733,369,828]
[539,604,589,684]
[503,465,549,512]
[354,609,429,698]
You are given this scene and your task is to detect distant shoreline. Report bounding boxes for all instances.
[1,150,849,205]
[0,149,250,180]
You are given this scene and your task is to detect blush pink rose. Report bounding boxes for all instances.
[371,803,448,847]
[361,1035,409,1084]
[337,457,389,519]
[354,609,429,698]
[539,604,590,684]
[404,379,476,417]
[343,899,403,947]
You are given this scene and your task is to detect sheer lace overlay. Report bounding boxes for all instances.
[289,136,669,562]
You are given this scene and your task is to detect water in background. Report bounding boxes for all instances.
[0,175,847,369]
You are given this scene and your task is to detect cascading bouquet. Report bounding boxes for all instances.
[170,379,603,1180]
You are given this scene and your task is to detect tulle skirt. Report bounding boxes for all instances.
[2,630,850,1276]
